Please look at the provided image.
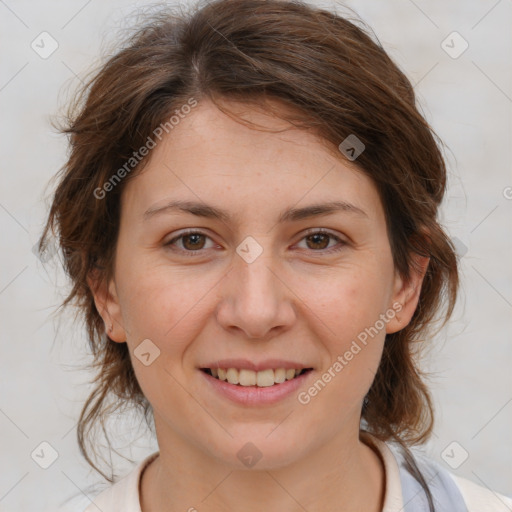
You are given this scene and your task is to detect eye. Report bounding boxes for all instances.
[164,228,346,257]
[164,230,216,256]
[295,229,346,254]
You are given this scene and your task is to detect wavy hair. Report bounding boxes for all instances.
[38,1,458,508]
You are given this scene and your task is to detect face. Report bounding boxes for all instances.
[92,98,426,470]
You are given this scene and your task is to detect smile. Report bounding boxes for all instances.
[201,367,313,387]
[199,365,315,406]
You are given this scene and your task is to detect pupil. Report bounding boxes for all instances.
[308,234,328,250]
[184,234,204,250]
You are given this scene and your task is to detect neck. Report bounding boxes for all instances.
[140,427,385,512]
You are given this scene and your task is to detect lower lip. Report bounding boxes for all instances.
[199,369,313,406]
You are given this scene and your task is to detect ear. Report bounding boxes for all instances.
[386,253,430,334]
[87,269,127,343]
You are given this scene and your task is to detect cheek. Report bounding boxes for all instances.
[115,267,208,410]
[300,263,393,339]
[297,275,388,413]
[293,260,392,395]
[117,261,216,351]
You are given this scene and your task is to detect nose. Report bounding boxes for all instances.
[215,250,296,340]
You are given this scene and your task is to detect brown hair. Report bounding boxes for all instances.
[38,0,458,505]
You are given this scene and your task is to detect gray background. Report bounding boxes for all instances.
[0,0,511,510]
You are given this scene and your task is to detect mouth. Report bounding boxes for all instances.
[200,367,314,387]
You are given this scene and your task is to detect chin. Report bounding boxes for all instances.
[212,430,311,471]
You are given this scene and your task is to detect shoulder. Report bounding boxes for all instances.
[57,452,159,512]
[448,472,512,512]
[394,443,512,512]
[361,431,511,512]
[56,483,109,512]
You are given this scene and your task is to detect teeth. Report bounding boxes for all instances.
[226,368,239,384]
[239,369,257,386]
[274,368,286,383]
[256,369,275,387]
[208,367,307,386]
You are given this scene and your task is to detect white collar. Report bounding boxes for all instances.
[85,432,404,511]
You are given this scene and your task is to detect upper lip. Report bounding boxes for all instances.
[199,359,313,372]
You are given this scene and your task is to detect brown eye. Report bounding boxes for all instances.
[305,233,331,250]
[296,230,346,254]
[164,230,215,256]
[181,233,206,250]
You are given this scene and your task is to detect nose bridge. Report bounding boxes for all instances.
[216,237,295,338]
[234,246,280,312]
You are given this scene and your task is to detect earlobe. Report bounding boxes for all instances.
[386,254,430,334]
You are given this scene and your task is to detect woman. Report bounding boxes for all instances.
[43,0,511,511]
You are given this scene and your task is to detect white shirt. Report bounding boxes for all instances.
[58,432,512,512]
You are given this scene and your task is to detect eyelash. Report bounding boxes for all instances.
[164,228,347,257]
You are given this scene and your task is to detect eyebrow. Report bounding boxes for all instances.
[143,199,368,223]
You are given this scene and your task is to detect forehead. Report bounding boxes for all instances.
[121,98,383,224]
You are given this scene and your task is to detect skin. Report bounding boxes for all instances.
[90,98,429,512]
